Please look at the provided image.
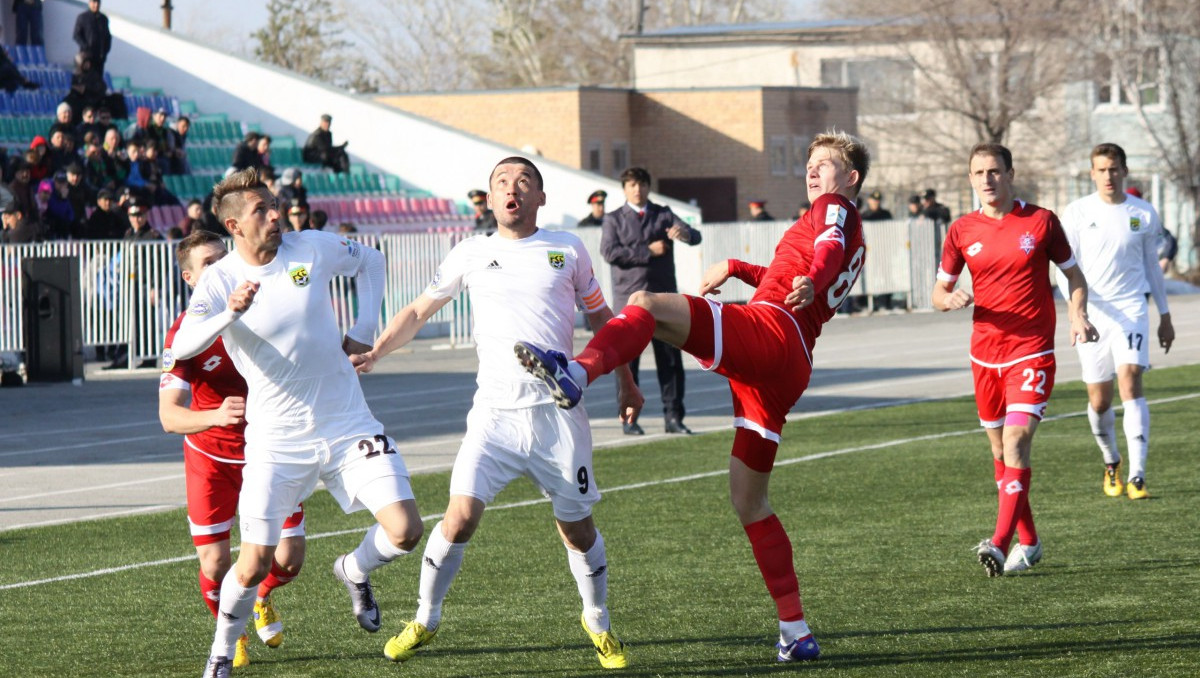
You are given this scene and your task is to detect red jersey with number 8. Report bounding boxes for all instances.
[938,201,1074,365]
[160,311,248,461]
[747,192,865,341]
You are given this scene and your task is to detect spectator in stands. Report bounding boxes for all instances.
[278,167,307,212]
[0,44,38,93]
[82,188,124,239]
[73,0,112,73]
[44,173,76,239]
[0,179,14,213]
[28,137,50,182]
[303,113,350,173]
[468,188,496,233]
[167,116,190,175]
[64,163,92,233]
[97,106,118,136]
[47,130,76,174]
[311,209,328,231]
[256,134,272,168]
[174,198,203,236]
[123,202,161,241]
[67,53,107,119]
[860,190,893,221]
[232,132,261,170]
[50,102,76,139]
[82,136,116,190]
[123,140,148,193]
[147,108,171,161]
[34,177,52,221]
[126,106,152,147]
[748,199,773,221]
[14,0,45,47]
[78,106,103,142]
[0,203,37,243]
[102,125,122,157]
[921,188,951,225]
[578,190,607,226]
[198,190,224,235]
[8,161,36,220]
[287,202,312,231]
[337,222,357,234]
[906,194,921,218]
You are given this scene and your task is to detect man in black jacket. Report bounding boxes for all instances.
[303,114,350,173]
[600,167,701,435]
[73,0,111,74]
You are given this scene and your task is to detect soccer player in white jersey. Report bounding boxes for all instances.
[170,169,424,678]
[1060,143,1175,500]
[350,156,643,669]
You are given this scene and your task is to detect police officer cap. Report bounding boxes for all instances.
[467,189,487,200]
[588,190,607,204]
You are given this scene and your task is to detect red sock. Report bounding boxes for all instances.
[992,458,1005,488]
[257,561,299,599]
[199,571,221,618]
[1015,467,1038,546]
[743,515,804,622]
[575,305,655,384]
[992,467,1031,554]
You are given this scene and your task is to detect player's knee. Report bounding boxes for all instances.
[197,548,231,581]
[729,491,771,525]
[235,556,273,586]
[558,520,596,552]
[439,512,479,543]
[628,290,655,310]
[384,520,424,552]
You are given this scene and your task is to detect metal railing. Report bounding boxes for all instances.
[0,220,933,368]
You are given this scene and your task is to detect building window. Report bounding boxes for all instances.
[820,58,915,115]
[769,136,789,176]
[1095,48,1161,107]
[611,141,629,177]
[586,141,602,173]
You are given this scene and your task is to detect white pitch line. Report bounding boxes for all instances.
[2,391,1196,592]
[0,474,185,503]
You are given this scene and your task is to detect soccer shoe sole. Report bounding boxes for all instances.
[976,540,1004,577]
[514,342,580,409]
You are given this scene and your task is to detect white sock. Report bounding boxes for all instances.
[568,531,609,633]
[415,521,467,631]
[1088,405,1120,465]
[1122,397,1149,480]
[343,523,409,583]
[210,573,256,658]
[567,360,588,387]
[779,618,812,645]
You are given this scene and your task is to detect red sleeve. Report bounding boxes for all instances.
[806,236,845,292]
[805,194,850,291]
[727,258,766,287]
[938,219,965,279]
[1046,212,1073,265]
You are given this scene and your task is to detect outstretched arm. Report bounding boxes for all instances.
[351,292,452,374]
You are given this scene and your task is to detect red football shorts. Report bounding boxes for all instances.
[970,352,1057,427]
[681,296,813,472]
[185,446,304,546]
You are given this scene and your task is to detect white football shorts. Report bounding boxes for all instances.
[450,402,598,523]
[1076,307,1151,383]
[238,428,413,546]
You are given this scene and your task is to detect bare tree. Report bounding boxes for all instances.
[253,0,375,92]
[355,0,783,92]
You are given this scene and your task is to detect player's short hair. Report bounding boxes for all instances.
[490,156,544,191]
[620,167,652,186]
[175,230,224,270]
[809,131,871,196]
[1091,143,1127,170]
[212,167,269,223]
[969,142,1013,172]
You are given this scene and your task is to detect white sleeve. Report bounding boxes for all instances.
[425,240,469,301]
[1144,210,1169,314]
[172,269,239,360]
[572,239,606,313]
[307,231,386,344]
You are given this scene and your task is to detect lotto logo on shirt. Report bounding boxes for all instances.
[967,242,983,256]
[289,265,311,287]
[547,251,565,270]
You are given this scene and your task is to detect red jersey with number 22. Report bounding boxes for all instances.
[939,201,1074,365]
[745,192,865,341]
[160,311,248,461]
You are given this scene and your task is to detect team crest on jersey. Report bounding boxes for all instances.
[289,264,311,287]
[547,251,565,270]
[1018,232,1036,255]
[187,301,210,316]
[967,242,983,256]
[161,349,175,372]
[1130,217,1141,232]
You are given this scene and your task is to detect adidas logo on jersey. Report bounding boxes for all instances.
[486,260,502,270]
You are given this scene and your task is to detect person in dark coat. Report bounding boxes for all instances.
[73,0,112,73]
[302,114,350,173]
[577,190,607,226]
[0,203,38,243]
[600,166,702,435]
[748,199,774,221]
[231,132,263,171]
[859,190,893,221]
[468,188,496,233]
[0,41,39,93]
[81,188,125,239]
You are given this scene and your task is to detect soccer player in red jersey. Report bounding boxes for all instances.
[516,131,871,663]
[933,143,1097,577]
[158,231,306,667]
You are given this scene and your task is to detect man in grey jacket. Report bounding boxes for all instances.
[600,167,701,434]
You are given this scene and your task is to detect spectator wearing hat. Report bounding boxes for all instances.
[906,194,922,219]
[43,173,76,239]
[748,199,773,221]
[578,190,607,226]
[921,188,951,225]
[8,161,37,222]
[123,202,162,241]
[49,102,76,141]
[83,188,125,239]
[287,201,312,231]
[279,167,307,214]
[28,136,51,182]
[303,113,350,173]
[468,188,497,233]
[73,0,112,73]
[0,203,37,243]
[860,190,893,221]
[64,162,93,234]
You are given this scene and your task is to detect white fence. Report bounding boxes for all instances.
[0,220,933,368]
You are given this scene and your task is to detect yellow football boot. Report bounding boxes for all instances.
[581,614,628,669]
[384,620,437,662]
[1103,464,1124,497]
[1127,476,1149,500]
[232,633,250,669]
[253,597,283,648]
